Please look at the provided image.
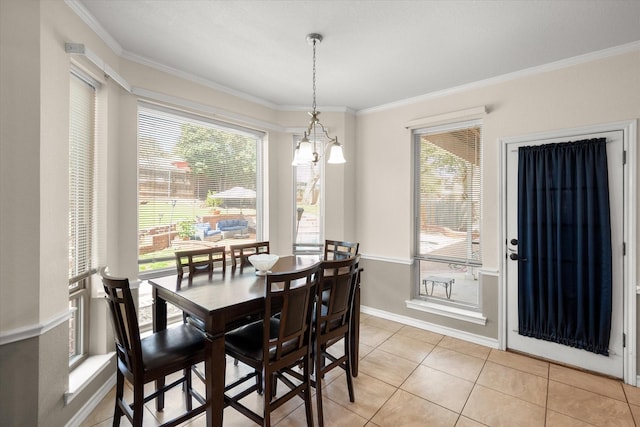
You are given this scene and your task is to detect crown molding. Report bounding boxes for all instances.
[358,41,640,116]
[64,0,123,55]
[65,1,639,116]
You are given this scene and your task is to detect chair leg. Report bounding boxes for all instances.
[304,384,314,427]
[271,372,278,398]
[315,349,325,427]
[132,383,145,427]
[263,372,272,427]
[256,370,263,395]
[345,359,355,402]
[344,335,355,402]
[303,357,314,427]
[184,368,193,411]
[155,376,165,411]
[319,343,327,378]
[113,370,125,427]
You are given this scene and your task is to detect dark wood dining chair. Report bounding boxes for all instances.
[229,241,270,272]
[223,264,320,426]
[313,255,361,427]
[101,268,207,427]
[175,245,226,280]
[324,239,359,260]
[175,246,226,330]
[322,240,360,308]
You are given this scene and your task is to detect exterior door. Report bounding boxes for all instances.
[504,129,625,378]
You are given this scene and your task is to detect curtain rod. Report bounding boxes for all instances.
[65,42,131,92]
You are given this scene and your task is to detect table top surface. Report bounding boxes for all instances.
[148,255,321,314]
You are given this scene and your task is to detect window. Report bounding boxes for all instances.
[414,120,482,308]
[137,104,265,276]
[68,70,97,368]
[292,136,324,254]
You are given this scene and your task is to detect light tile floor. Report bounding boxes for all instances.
[80,313,640,426]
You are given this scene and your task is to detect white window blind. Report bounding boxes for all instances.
[68,70,97,366]
[138,105,264,274]
[415,121,481,265]
[68,72,96,283]
[293,135,324,254]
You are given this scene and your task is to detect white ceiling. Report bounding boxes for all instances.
[71,0,640,112]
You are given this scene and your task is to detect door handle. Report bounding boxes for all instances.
[510,238,518,246]
[509,253,527,261]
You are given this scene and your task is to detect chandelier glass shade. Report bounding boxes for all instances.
[292,33,346,166]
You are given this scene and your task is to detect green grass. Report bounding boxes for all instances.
[138,199,258,273]
[139,199,256,228]
[139,199,213,228]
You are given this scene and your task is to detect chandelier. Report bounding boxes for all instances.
[292,33,346,166]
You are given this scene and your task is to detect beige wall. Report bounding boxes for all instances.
[1,0,42,334]
[1,1,121,424]
[355,50,639,338]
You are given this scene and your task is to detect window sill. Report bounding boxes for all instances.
[405,299,487,326]
[65,352,115,405]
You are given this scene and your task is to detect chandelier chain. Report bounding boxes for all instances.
[312,38,317,113]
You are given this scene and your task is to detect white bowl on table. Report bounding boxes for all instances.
[248,254,279,276]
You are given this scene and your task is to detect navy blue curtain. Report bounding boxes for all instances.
[517,138,612,356]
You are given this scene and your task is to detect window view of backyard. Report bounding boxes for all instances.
[137,106,263,326]
[415,122,481,307]
[293,139,324,254]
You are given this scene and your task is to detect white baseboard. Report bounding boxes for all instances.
[361,305,499,349]
[65,372,116,427]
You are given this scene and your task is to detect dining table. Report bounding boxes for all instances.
[148,254,361,427]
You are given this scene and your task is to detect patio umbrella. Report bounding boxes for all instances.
[213,187,256,199]
[210,187,256,213]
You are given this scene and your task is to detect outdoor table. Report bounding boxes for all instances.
[148,254,361,426]
[423,275,454,299]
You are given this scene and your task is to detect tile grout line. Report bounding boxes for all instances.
[457,348,490,426]
[359,327,421,425]
[544,359,550,427]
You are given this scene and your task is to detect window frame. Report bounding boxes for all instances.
[136,103,266,279]
[413,119,483,310]
[292,135,326,255]
[68,68,99,369]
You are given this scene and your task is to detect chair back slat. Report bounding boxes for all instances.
[263,264,319,363]
[101,269,143,375]
[324,239,359,260]
[229,241,270,272]
[175,246,226,279]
